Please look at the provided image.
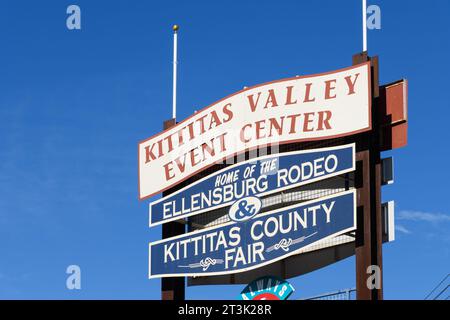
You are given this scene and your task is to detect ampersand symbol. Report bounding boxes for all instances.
[236,200,256,219]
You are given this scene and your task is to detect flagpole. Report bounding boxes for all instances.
[172,25,179,120]
[161,26,185,300]
[362,0,367,52]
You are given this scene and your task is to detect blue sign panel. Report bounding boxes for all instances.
[149,191,356,278]
[150,144,355,226]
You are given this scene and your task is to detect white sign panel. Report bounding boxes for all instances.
[139,63,371,200]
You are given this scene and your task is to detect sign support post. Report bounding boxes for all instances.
[161,118,186,300]
[353,52,383,300]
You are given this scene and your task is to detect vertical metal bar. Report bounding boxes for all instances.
[172,26,178,119]
[353,49,371,301]
[161,118,185,300]
[355,150,372,300]
[353,52,383,300]
[363,0,367,52]
[370,56,383,300]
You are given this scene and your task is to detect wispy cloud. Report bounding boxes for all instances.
[395,224,412,234]
[397,210,450,223]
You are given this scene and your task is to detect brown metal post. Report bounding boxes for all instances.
[370,56,383,300]
[355,150,372,300]
[353,53,383,300]
[161,118,186,300]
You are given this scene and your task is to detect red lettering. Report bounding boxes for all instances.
[285,86,297,105]
[268,117,284,137]
[317,111,332,130]
[255,120,266,139]
[208,110,222,130]
[187,122,195,141]
[189,147,201,167]
[345,73,360,95]
[247,92,262,112]
[264,89,279,109]
[163,161,175,181]
[287,114,302,134]
[303,83,315,102]
[222,103,233,123]
[196,114,208,134]
[303,112,315,132]
[145,144,157,163]
[174,155,187,174]
[240,124,252,143]
[164,135,174,153]
[324,79,337,100]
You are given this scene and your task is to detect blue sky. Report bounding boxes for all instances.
[0,0,449,300]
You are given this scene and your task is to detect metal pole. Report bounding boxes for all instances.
[363,0,367,52]
[353,52,383,300]
[172,25,179,119]
[161,118,186,301]
[161,26,185,300]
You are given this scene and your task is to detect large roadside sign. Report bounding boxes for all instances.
[139,63,371,200]
[149,190,356,278]
[150,144,355,226]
